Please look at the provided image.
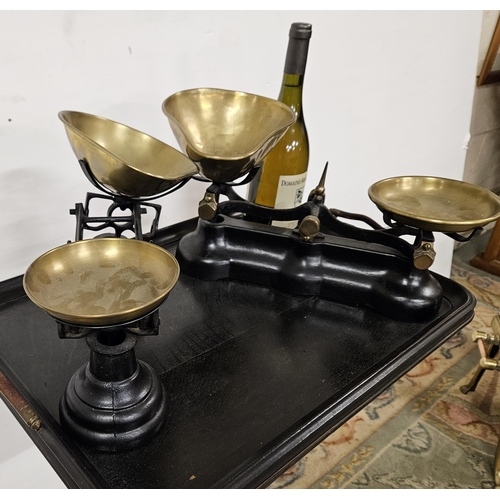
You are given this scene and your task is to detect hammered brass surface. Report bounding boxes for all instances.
[368,176,500,232]
[23,239,180,326]
[59,111,198,197]
[162,88,296,183]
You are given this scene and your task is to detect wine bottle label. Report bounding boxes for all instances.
[272,172,307,228]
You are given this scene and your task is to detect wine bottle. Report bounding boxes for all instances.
[247,22,312,228]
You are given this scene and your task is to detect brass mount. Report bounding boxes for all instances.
[413,241,436,270]
[473,315,500,371]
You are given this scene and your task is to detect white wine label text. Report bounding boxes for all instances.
[272,172,308,228]
[274,172,307,210]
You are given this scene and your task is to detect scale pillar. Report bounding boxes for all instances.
[59,329,168,452]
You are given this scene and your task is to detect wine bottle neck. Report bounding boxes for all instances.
[279,73,304,116]
[284,29,310,76]
[281,24,310,118]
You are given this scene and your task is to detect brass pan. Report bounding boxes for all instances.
[162,88,296,183]
[59,111,198,198]
[23,239,180,326]
[369,176,500,232]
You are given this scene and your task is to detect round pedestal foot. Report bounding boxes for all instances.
[59,332,167,452]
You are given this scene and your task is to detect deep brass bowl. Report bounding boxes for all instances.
[23,239,180,326]
[161,88,296,183]
[59,111,198,198]
[368,176,500,232]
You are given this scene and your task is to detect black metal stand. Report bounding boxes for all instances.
[179,171,485,323]
[176,216,443,322]
[57,311,168,452]
[70,158,193,241]
[70,192,162,241]
[178,182,440,321]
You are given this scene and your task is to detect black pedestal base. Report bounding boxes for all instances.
[59,332,168,452]
[177,217,443,322]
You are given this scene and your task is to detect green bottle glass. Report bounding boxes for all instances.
[247,22,312,228]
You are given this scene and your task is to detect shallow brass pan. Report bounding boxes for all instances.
[59,110,198,198]
[23,239,180,326]
[162,88,296,183]
[368,176,500,232]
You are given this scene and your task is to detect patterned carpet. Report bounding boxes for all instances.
[270,231,500,489]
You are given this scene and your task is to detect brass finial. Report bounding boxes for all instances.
[318,161,328,191]
[308,161,329,201]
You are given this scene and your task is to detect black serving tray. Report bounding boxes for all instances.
[0,218,475,489]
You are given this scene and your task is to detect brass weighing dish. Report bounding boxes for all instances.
[59,111,198,198]
[369,176,500,232]
[162,88,296,183]
[23,239,180,326]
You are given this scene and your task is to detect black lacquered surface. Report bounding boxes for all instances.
[0,219,475,489]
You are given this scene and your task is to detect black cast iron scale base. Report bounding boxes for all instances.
[178,216,441,322]
[56,309,168,452]
[177,177,479,323]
